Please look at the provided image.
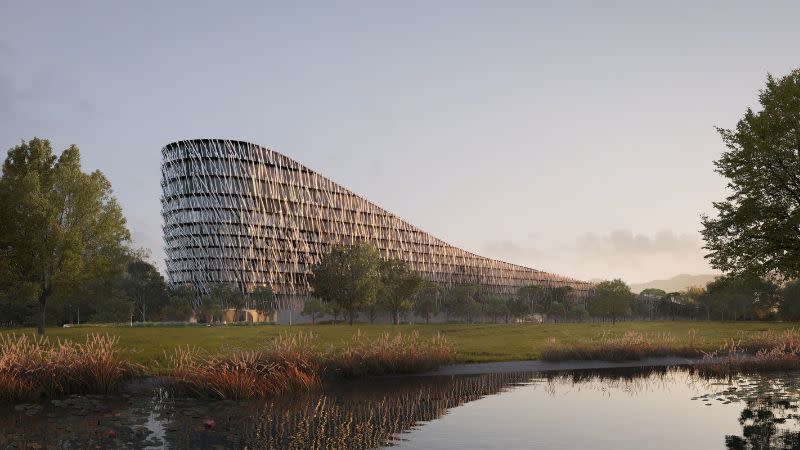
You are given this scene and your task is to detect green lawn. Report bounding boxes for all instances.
[5,321,799,367]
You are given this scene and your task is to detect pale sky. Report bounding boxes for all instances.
[2,1,799,284]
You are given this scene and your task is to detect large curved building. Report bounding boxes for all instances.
[161,139,591,310]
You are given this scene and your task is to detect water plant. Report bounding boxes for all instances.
[166,332,321,400]
[164,331,455,399]
[0,333,141,402]
[540,330,705,362]
[329,330,455,378]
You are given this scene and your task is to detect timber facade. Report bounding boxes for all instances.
[161,139,591,307]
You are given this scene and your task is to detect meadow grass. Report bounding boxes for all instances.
[3,322,800,400]
[5,321,798,367]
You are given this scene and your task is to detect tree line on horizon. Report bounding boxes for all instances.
[1,68,799,331]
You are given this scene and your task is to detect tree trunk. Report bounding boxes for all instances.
[426,316,430,324]
[393,311,399,325]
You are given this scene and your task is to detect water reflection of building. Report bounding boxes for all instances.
[160,139,591,317]
[162,373,532,449]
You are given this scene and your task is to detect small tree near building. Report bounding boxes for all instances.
[301,298,326,324]
[588,279,633,324]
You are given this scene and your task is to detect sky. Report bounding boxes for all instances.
[1,1,799,284]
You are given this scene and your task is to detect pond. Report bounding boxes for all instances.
[3,368,800,449]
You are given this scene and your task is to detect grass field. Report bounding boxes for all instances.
[5,321,799,368]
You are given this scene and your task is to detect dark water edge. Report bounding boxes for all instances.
[3,367,800,449]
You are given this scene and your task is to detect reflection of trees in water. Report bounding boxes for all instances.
[724,396,800,450]
[709,374,800,450]
[164,372,533,449]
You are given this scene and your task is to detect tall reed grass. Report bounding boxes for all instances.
[164,331,454,399]
[541,331,704,362]
[697,330,800,376]
[330,330,455,378]
[166,332,321,400]
[0,334,141,402]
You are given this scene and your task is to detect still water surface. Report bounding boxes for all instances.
[3,368,800,449]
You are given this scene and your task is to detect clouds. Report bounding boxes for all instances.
[479,229,711,284]
[576,229,697,256]
[481,240,541,261]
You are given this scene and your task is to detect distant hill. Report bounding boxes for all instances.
[628,274,720,294]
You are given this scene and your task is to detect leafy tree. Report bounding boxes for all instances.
[547,302,567,323]
[0,138,130,334]
[706,275,781,320]
[310,243,382,325]
[517,285,544,313]
[485,295,509,323]
[443,284,480,322]
[198,293,222,323]
[569,304,589,322]
[325,301,343,324]
[413,281,441,324]
[301,298,326,324]
[780,280,800,321]
[362,300,382,324]
[122,257,167,322]
[588,279,632,324]
[202,284,238,322]
[549,286,574,309]
[249,285,275,319]
[461,297,482,323]
[508,297,531,322]
[163,285,195,321]
[702,69,800,280]
[379,259,423,324]
[632,289,666,320]
[91,295,132,323]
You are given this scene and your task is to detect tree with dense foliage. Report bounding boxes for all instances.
[163,285,195,321]
[547,302,567,323]
[202,284,238,322]
[780,280,800,321]
[443,284,480,322]
[569,304,589,322]
[588,279,633,324]
[549,286,574,309]
[301,298,326,324]
[508,297,531,322]
[379,259,423,324]
[249,285,275,319]
[705,275,780,320]
[0,138,130,334]
[413,281,441,324]
[702,69,800,280]
[485,295,509,323]
[310,243,382,325]
[121,257,167,322]
[517,285,544,314]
